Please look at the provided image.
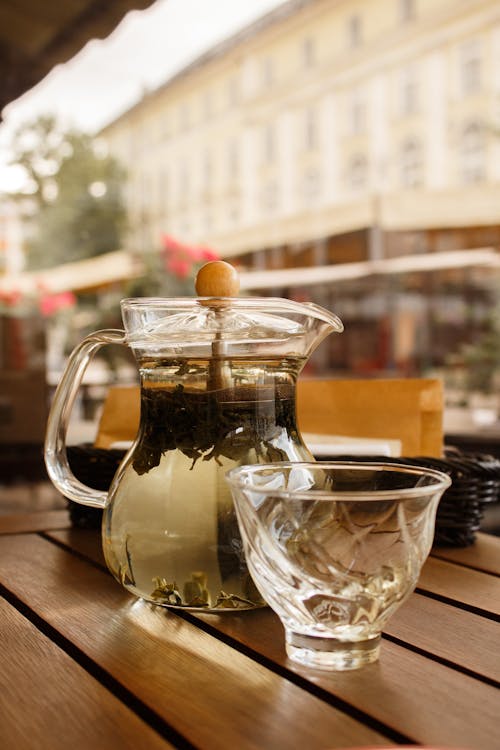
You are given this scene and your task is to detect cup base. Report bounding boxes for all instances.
[285,630,381,671]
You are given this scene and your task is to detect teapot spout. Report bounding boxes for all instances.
[299,301,344,358]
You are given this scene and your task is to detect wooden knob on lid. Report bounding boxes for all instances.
[195,261,240,298]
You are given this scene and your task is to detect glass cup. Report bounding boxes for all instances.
[226,461,451,671]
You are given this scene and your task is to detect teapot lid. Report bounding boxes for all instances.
[121,261,343,355]
[121,296,342,347]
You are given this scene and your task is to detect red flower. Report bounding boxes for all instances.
[199,246,219,262]
[166,257,191,279]
[160,234,219,279]
[39,291,76,317]
[161,234,183,252]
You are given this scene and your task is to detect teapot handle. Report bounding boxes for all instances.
[45,329,127,508]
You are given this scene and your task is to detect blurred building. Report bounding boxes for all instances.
[100,0,500,377]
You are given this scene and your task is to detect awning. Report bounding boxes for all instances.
[0,0,156,116]
[239,248,500,291]
[0,249,143,295]
[1,246,498,298]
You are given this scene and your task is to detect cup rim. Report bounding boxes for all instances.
[226,460,452,501]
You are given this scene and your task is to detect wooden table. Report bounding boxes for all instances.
[0,509,498,750]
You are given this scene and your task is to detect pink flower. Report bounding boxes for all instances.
[166,257,191,279]
[183,244,204,261]
[200,246,219,261]
[161,234,183,252]
[160,234,220,279]
[39,291,76,317]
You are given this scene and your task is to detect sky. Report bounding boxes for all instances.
[0,0,287,192]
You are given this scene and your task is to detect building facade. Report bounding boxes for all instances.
[100,0,500,378]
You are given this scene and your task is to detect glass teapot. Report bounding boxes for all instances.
[45,262,343,611]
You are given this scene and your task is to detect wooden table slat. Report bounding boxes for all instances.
[46,528,500,683]
[0,509,70,535]
[0,534,389,750]
[385,592,500,683]
[46,527,500,584]
[432,533,500,576]
[191,608,499,750]
[1,532,498,749]
[418,557,500,615]
[45,527,105,565]
[0,597,173,750]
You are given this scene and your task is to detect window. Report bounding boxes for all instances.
[179,103,190,131]
[261,181,279,211]
[228,76,239,107]
[179,162,189,196]
[461,122,485,184]
[263,123,275,164]
[400,67,418,116]
[349,91,366,135]
[202,149,212,192]
[347,154,368,190]
[348,15,362,48]
[302,37,315,68]
[203,213,213,232]
[227,139,239,181]
[400,138,423,188]
[228,200,239,224]
[140,173,150,211]
[202,91,213,120]
[304,107,318,150]
[161,113,170,139]
[399,0,415,23]
[158,169,168,214]
[270,245,284,267]
[262,56,274,88]
[461,39,481,95]
[301,167,321,201]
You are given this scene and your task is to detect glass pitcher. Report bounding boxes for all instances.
[45,280,343,611]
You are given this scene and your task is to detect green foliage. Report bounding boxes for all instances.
[455,305,500,394]
[8,115,127,270]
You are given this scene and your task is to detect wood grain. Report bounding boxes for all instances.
[432,533,500,576]
[0,534,389,750]
[48,528,500,682]
[47,523,500,580]
[25,528,500,748]
[45,527,105,566]
[0,597,173,750]
[418,557,500,615]
[191,608,499,750]
[0,509,70,535]
[386,591,500,682]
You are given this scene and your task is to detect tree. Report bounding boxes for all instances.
[8,115,127,269]
[459,305,500,394]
